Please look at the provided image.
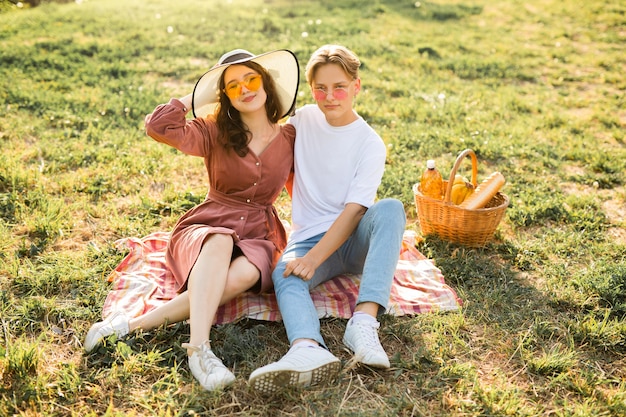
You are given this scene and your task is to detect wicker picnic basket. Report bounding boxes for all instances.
[412,149,509,247]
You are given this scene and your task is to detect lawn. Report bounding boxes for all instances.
[1,0,625,415]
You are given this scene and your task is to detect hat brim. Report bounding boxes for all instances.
[192,49,299,119]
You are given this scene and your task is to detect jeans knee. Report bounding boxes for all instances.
[372,198,406,228]
[271,265,285,287]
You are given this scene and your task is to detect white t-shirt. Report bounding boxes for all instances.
[287,104,387,243]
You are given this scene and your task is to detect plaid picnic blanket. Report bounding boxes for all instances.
[101,230,461,323]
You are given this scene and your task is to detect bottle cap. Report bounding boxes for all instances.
[426,160,436,169]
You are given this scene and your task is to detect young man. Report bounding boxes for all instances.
[249,45,406,394]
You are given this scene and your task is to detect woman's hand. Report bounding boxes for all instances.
[179,93,193,111]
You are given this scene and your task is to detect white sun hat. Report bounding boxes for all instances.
[192,49,300,119]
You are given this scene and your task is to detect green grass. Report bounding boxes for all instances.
[1,0,625,415]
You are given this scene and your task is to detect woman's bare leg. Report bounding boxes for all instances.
[186,234,233,346]
[127,238,261,336]
[221,255,262,303]
[128,291,191,332]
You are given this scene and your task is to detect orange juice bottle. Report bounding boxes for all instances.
[420,160,443,200]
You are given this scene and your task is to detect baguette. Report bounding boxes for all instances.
[459,172,506,210]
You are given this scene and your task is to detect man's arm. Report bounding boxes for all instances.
[283,203,367,280]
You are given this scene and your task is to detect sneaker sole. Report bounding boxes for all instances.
[249,360,341,395]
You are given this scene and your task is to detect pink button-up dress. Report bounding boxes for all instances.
[145,99,295,293]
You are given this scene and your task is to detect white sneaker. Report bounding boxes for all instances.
[248,345,341,395]
[343,318,390,368]
[84,311,130,352]
[183,342,235,391]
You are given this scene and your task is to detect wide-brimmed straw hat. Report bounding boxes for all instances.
[192,49,299,119]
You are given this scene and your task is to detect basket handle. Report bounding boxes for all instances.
[443,148,478,204]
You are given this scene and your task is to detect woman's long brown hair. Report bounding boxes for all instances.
[214,61,283,157]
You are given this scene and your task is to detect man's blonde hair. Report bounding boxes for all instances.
[305,44,361,85]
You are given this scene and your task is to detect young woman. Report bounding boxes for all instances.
[85,49,299,392]
[249,45,406,394]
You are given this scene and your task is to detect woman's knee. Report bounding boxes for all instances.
[225,273,258,294]
[226,258,260,293]
[201,233,234,256]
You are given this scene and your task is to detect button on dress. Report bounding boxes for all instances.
[145,99,295,293]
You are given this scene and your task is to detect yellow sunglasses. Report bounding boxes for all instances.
[223,74,262,99]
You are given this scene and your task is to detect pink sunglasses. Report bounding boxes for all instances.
[312,80,355,101]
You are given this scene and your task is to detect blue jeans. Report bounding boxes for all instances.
[272,198,407,347]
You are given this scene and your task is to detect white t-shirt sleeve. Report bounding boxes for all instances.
[344,136,386,208]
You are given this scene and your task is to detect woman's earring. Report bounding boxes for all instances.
[227,108,235,121]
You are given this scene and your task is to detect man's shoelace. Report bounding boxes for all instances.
[355,322,383,349]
